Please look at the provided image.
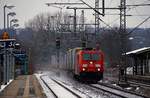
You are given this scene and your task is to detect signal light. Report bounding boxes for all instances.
[97,68,100,71]
[90,61,93,64]
[82,68,86,71]
[56,37,60,49]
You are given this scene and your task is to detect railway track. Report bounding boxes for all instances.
[39,75,84,98]
[36,72,149,98]
[88,82,148,98]
[104,76,150,97]
[40,76,58,98]
[47,77,126,98]
[128,80,150,89]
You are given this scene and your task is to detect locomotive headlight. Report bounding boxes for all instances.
[82,68,86,71]
[90,61,93,64]
[97,68,100,71]
[95,64,101,67]
[82,64,88,67]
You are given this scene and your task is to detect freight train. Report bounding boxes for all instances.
[66,47,104,81]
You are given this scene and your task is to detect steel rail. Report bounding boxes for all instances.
[89,84,126,98]
[51,78,82,98]
[90,82,149,98]
[40,76,58,98]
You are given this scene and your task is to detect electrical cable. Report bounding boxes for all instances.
[79,0,150,36]
[98,17,119,34]
[130,0,146,20]
[106,0,150,29]
[127,16,150,35]
[128,0,150,29]
[79,0,104,16]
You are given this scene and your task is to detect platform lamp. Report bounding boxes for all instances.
[3,5,15,85]
[10,19,18,28]
[12,24,19,28]
[7,12,16,29]
[4,5,15,30]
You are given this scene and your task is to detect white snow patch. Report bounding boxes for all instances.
[35,74,56,98]
[0,79,13,92]
[92,84,143,98]
[112,84,117,86]
[135,87,140,91]
[42,75,80,98]
[125,87,132,90]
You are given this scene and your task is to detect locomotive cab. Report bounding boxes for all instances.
[77,49,104,81]
[66,47,104,81]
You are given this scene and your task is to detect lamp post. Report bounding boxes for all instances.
[6,12,16,83]
[3,5,15,30]
[7,12,16,29]
[3,5,15,85]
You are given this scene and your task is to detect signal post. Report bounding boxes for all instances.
[56,37,60,76]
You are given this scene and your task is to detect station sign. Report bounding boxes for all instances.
[0,39,16,48]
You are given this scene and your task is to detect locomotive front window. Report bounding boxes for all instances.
[92,54,100,60]
[83,54,91,60]
[83,54,100,60]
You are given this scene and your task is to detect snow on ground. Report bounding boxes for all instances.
[92,84,143,98]
[0,79,13,92]
[42,75,84,98]
[35,73,56,98]
[38,69,122,98]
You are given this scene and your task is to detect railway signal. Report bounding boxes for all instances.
[82,38,86,48]
[56,37,60,49]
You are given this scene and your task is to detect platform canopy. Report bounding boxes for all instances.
[126,47,150,55]
[0,39,16,42]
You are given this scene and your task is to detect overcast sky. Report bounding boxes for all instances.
[0,0,150,29]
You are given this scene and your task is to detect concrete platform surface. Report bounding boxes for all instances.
[0,75,46,98]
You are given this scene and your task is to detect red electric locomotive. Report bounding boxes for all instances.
[66,47,104,81]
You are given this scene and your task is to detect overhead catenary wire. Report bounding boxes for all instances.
[79,0,104,16]
[78,0,150,36]
[79,0,118,32]
[127,16,150,35]
[107,0,150,28]
[97,18,119,34]
[77,0,120,34]
[126,3,150,6]
[130,0,146,20]
[126,0,150,33]
[99,0,150,35]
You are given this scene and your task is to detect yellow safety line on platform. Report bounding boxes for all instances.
[23,76,30,98]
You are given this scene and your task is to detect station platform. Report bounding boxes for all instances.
[0,75,46,98]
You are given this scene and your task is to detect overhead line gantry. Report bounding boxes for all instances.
[45,3,84,5]
[126,3,150,6]
[67,7,123,10]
